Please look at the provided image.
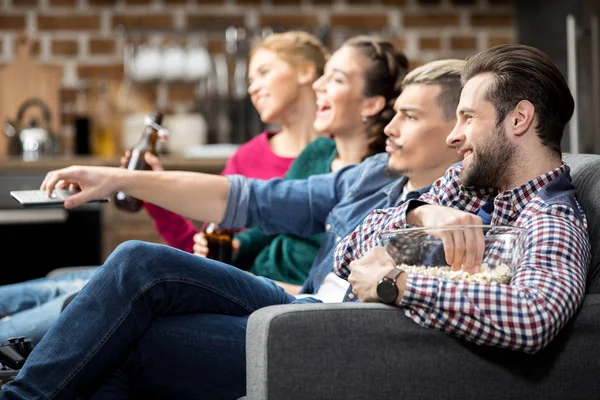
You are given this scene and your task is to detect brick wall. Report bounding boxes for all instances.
[0,0,515,129]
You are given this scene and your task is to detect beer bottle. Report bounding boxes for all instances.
[204,222,233,264]
[114,111,166,212]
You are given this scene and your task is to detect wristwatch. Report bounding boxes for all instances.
[376,268,405,304]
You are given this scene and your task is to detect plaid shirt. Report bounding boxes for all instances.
[334,163,591,353]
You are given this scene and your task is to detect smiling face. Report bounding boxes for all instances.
[384,83,460,178]
[446,73,516,188]
[311,46,373,136]
[247,48,305,124]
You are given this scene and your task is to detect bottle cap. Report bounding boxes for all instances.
[144,115,169,140]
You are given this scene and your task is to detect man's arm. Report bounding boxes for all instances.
[223,162,365,237]
[334,169,453,277]
[41,160,360,235]
[398,205,590,353]
[41,166,231,223]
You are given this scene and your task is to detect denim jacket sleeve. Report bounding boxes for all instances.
[221,163,362,237]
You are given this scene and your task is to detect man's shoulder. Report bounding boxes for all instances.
[335,153,395,192]
[533,167,584,218]
[361,152,390,167]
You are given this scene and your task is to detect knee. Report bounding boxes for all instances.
[104,240,165,274]
[113,240,155,254]
[112,240,158,260]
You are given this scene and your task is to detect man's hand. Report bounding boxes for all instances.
[348,246,398,302]
[407,204,485,273]
[40,165,123,209]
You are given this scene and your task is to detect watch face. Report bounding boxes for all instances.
[377,279,398,304]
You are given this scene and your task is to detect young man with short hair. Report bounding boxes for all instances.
[0,60,465,399]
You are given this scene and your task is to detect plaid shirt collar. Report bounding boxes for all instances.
[458,162,569,224]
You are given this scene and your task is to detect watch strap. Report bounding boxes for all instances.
[383,267,404,282]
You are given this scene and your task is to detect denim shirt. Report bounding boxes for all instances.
[221,153,430,295]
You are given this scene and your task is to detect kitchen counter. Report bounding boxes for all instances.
[0,155,228,174]
[0,154,230,264]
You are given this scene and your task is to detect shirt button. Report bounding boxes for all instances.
[326,224,331,231]
[347,293,355,300]
[317,274,322,279]
[335,236,341,242]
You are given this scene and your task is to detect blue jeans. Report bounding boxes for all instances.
[89,314,249,399]
[0,240,298,400]
[0,269,99,344]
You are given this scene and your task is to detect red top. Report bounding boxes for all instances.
[144,131,296,253]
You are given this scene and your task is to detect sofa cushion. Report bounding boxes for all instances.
[563,153,600,293]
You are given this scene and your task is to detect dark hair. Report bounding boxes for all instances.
[462,44,574,155]
[343,36,409,160]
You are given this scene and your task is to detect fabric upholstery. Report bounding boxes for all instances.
[246,153,600,400]
[563,153,600,292]
[246,297,600,400]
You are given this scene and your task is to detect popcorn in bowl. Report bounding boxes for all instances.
[395,263,512,284]
[379,224,527,284]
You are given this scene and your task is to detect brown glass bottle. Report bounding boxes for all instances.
[114,111,164,212]
[204,222,233,264]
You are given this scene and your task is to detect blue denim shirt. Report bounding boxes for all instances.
[221,153,430,296]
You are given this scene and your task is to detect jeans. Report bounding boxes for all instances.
[0,240,298,400]
[0,269,98,344]
[89,314,249,399]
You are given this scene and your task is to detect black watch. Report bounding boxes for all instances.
[376,268,405,304]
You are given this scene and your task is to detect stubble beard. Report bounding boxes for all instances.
[460,124,516,189]
[385,151,410,178]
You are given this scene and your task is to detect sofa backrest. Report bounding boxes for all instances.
[563,153,600,293]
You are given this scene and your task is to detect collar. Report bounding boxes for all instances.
[460,162,569,224]
[383,176,431,206]
[494,162,570,219]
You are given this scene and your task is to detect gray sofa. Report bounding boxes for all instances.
[245,153,600,400]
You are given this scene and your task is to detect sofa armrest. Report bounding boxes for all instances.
[246,295,600,400]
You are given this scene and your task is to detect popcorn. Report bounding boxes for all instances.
[396,263,512,284]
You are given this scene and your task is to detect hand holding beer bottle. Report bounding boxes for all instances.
[114,111,167,212]
[193,224,239,264]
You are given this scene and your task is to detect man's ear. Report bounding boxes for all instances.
[361,95,386,119]
[296,61,317,85]
[510,100,535,137]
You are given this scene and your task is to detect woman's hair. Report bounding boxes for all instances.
[342,36,409,160]
[250,31,330,79]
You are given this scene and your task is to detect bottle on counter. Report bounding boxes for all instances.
[73,82,91,155]
[91,80,115,157]
[203,222,233,264]
[114,111,167,213]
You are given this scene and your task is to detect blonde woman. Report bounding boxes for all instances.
[144,30,330,251]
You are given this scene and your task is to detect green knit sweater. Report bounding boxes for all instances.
[234,137,338,285]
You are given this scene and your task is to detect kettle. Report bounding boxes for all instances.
[4,98,56,161]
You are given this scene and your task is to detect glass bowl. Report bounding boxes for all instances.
[378,225,528,284]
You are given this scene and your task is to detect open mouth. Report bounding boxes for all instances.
[316,103,332,120]
[255,97,267,108]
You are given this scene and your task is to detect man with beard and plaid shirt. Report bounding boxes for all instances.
[343,44,591,354]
